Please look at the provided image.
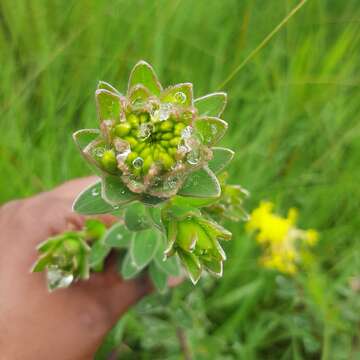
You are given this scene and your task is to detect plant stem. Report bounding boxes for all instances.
[176,327,192,360]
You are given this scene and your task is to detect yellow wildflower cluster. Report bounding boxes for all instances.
[246,202,319,275]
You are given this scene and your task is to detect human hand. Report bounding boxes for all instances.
[0,177,157,360]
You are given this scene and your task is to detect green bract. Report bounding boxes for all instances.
[73,60,230,203]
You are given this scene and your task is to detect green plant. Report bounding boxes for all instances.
[32,60,247,291]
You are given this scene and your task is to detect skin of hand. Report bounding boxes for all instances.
[0,177,163,360]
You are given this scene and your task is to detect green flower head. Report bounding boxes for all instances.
[73,60,231,204]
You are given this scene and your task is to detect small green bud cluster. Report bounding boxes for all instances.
[32,219,106,291]
[163,206,231,283]
[108,112,188,178]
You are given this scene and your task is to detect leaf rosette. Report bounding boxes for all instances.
[73,60,231,205]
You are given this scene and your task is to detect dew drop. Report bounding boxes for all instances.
[116,148,131,163]
[47,266,74,291]
[181,126,193,140]
[93,147,105,158]
[116,233,123,240]
[174,91,186,104]
[158,103,172,121]
[187,149,200,165]
[138,123,152,141]
[132,156,144,169]
[91,188,99,196]
[211,124,218,135]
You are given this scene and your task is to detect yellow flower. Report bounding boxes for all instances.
[247,201,319,275]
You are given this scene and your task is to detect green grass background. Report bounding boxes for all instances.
[1,0,359,359]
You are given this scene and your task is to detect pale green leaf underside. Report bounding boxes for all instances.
[178,167,221,198]
[120,252,141,280]
[124,202,151,231]
[194,92,227,117]
[130,229,159,269]
[72,181,116,215]
[101,175,138,206]
[103,223,133,248]
[149,262,168,293]
[89,240,110,271]
[208,147,234,173]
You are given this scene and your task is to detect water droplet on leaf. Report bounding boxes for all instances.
[47,266,74,291]
[181,126,192,140]
[132,157,144,168]
[138,123,152,141]
[187,149,200,165]
[174,91,186,104]
[158,103,172,121]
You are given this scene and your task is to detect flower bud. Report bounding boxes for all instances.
[33,234,90,291]
[162,207,231,283]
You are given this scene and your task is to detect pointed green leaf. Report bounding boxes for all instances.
[128,60,162,96]
[104,223,133,248]
[120,251,141,279]
[97,81,121,95]
[210,239,227,261]
[194,92,227,117]
[178,250,202,285]
[72,181,117,215]
[102,175,138,206]
[197,217,232,241]
[194,116,228,146]
[37,238,60,254]
[154,243,181,276]
[95,89,122,122]
[73,129,101,151]
[202,259,223,277]
[208,147,234,174]
[124,202,151,231]
[149,262,168,293]
[32,255,51,272]
[160,83,193,106]
[130,229,159,269]
[178,167,221,198]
